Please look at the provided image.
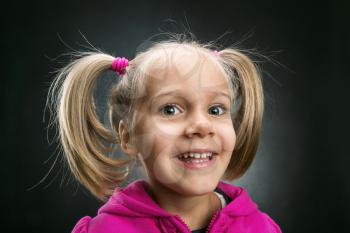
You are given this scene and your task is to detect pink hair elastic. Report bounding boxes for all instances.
[213,50,220,57]
[111,57,129,76]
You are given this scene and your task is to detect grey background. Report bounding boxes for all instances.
[2,0,349,232]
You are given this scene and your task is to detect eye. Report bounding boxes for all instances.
[160,104,181,116]
[208,105,226,116]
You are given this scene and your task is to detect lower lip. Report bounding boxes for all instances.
[174,154,217,170]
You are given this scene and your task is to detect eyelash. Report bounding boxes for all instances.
[159,104,228,117]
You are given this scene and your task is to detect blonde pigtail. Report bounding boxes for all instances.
[219,49,264,180]
[48,52,132,200]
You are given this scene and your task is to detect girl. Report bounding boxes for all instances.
[47,34,282,233]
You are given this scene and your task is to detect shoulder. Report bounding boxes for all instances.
[218,210,282,233]
[72,215,115,233]
[72,216,91,233]
[71,214,133,233]
[245,211,282,233]
[217,181,282,233]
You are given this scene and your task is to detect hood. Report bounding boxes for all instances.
[98,179,258,218]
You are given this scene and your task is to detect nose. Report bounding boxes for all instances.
[184,108,215,138]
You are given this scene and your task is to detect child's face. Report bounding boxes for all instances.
[133,50,236,196]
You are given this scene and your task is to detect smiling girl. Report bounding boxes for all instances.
[47,34,282,233]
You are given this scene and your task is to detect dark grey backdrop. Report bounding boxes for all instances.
[3,0,349,232]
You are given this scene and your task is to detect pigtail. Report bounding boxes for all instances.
[47,52,131,200]
[219,49,264,180]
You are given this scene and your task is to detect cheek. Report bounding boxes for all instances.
[137,118,180,162]
[153,119,185,136]
[141,118,185,152]
[141,133,186,185]
[219,123,236,155]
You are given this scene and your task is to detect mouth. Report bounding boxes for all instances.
[175,151,218,169]
[176,152,217,161]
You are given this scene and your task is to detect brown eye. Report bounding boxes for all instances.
[208,105,226,116]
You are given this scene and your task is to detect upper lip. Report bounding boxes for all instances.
[176,149,218,156]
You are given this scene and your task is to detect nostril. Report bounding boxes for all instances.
[185,122,215,138]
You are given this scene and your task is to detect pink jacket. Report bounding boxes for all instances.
[72,179,282,233]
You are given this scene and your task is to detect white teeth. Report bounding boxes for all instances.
[178,152,213,159]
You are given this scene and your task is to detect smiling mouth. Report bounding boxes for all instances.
[175,151,218,169]
[176,152,217,161]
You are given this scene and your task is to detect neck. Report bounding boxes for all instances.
[146,180,221,230]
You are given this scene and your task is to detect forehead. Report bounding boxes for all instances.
[144,46,231,98]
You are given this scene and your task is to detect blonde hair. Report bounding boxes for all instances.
[46,34,264,200]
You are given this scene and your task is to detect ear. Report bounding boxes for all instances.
[118,120,138,156]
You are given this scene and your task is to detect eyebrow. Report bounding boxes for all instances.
[152,90,232,101]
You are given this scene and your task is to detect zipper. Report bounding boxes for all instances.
[205,210,220,233]
[174,214,192,232]
[173,209,220,233]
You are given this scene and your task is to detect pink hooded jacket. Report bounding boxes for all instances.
[72,179,282,233]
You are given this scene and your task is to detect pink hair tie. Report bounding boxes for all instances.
[111,57,129,76]
[213,50,220,57]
